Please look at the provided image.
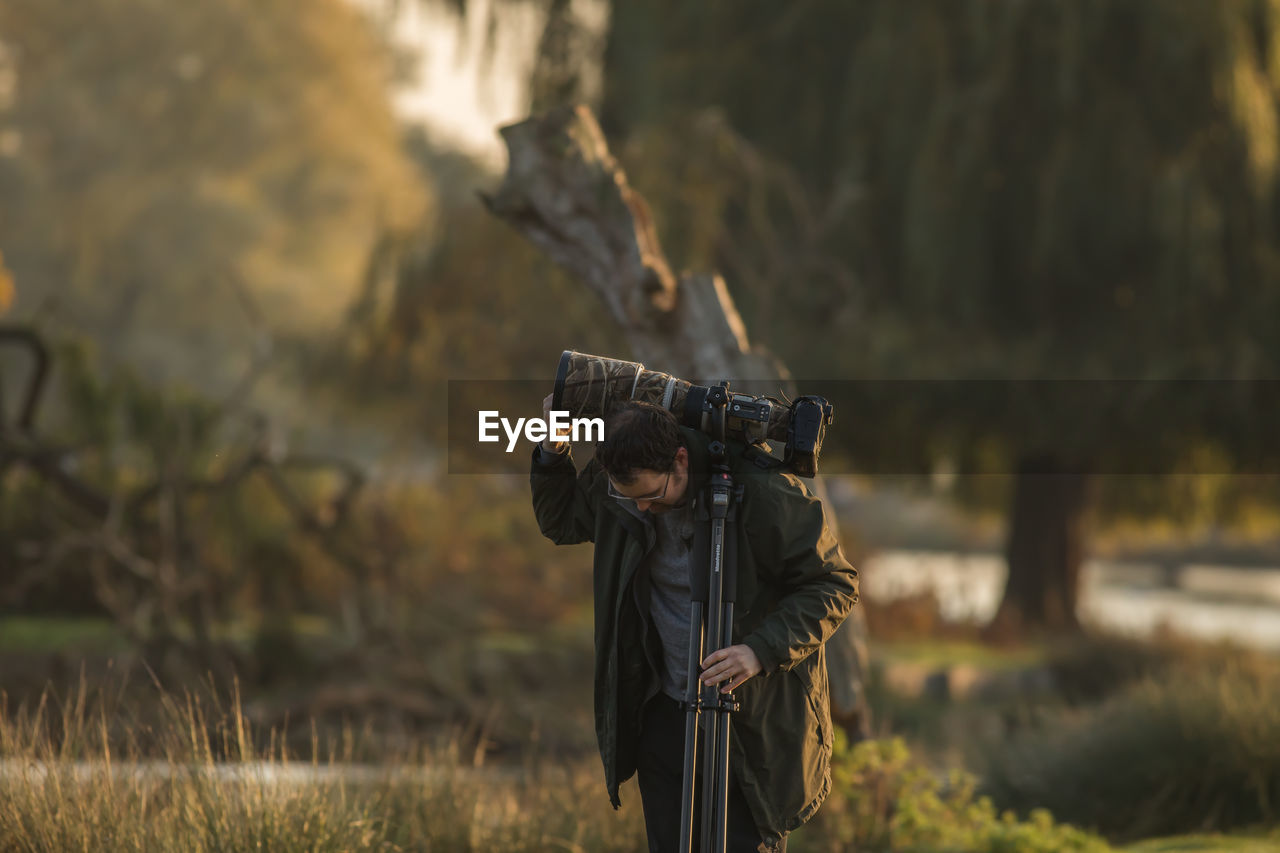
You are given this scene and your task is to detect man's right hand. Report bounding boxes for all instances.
[541,393,569,455]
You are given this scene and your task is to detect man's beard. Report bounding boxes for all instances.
[647,496,688,515]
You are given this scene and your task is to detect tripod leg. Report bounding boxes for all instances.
[709,602,735,853]
[701,519,728,853]
[679,601,706,853]
[701,706,717,852]
[688,465,744,853]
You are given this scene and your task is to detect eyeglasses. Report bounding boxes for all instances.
[607,465,674,503]
[608,470,671,503]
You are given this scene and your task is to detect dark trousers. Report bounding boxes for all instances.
[635,693,785,853]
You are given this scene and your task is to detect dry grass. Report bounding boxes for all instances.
[0,676,645,852]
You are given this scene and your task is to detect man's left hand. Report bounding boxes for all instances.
[701,645,762,693]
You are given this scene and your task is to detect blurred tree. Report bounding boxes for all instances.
[588,0,1280,634]
[0,326,408,676]
[331,130,627,447]
[0,0,427,395]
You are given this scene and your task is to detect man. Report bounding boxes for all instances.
[531,396,859,853]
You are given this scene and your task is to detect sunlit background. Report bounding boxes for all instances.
[2,2,1280,850]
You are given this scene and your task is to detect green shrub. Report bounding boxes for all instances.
[981,664,1280,840]
[799,735,1110,852]
[1044,630,1275,706]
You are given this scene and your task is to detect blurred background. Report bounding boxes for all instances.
[2,1,1280,850]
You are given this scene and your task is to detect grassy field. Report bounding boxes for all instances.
[1,618,1278,851]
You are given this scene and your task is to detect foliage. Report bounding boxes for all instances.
[0,0,427,393]
[580,0,1280,637]
[333,133,626,419]
[594,0,1280,498]
[981,662,1280,840]
[603,0,1280,376]
[0,617,126,654]
[4,327,601,632]
[1,334,392,691]
[800,735,1110,852]
[1,327,606,753]
[1040,629,1280,706]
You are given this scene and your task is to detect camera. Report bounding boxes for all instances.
[551,350,833,477]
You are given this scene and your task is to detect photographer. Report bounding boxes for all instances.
[531,396,859,853]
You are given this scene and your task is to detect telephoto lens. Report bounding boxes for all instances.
[552,350,834,477]
[552,350,791,443]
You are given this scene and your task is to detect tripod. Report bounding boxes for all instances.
[678,383,747,853]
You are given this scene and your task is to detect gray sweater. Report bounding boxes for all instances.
[645,500,696,700]
[536,443,695,700]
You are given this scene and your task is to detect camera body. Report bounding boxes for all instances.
[552,350,834,478]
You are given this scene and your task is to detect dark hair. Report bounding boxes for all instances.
[597,401,685,484]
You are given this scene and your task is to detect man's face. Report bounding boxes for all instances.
[608,446,690,514]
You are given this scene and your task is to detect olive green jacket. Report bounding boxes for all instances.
[529,426,859,848]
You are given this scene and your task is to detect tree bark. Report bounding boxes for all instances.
[987,453,1093,638]
[484,104,871,736]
